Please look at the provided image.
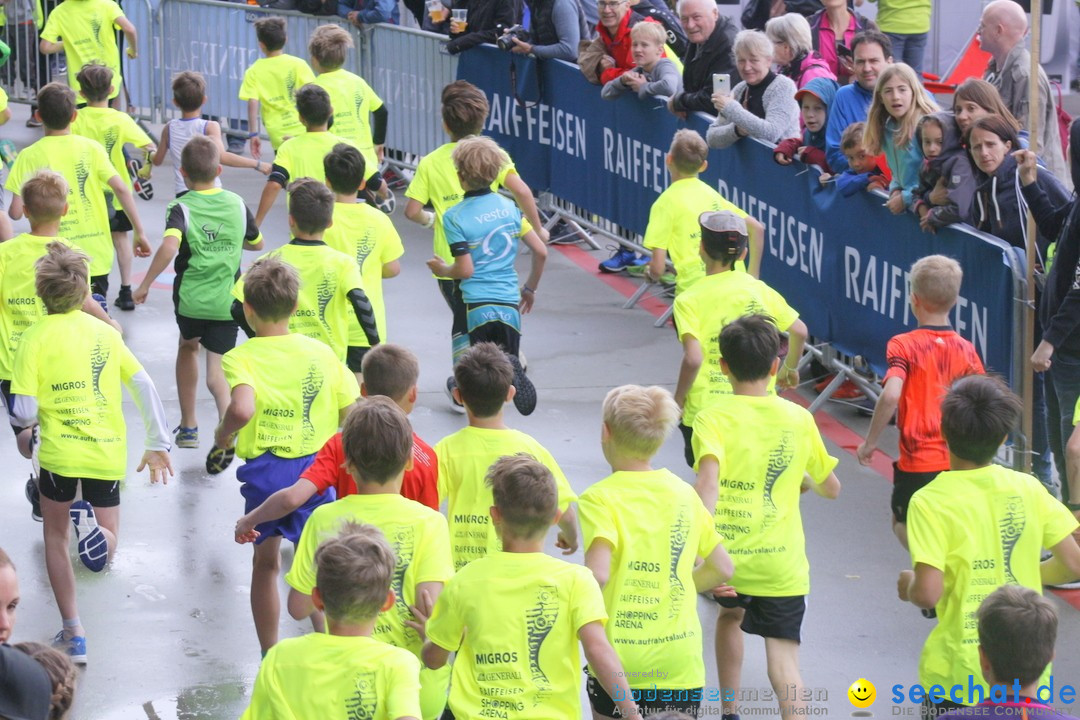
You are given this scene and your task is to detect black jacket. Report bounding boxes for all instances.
[913,111,977,229]
[446,0,514,54]
[670,15,738,115]
[632,0,687,57]
[1024,120,1080,354]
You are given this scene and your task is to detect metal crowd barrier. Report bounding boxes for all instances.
[0,15,50,106]
[120,0,157,122]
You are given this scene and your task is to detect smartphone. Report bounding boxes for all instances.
[836,42,853,59]
[712,73,730,96]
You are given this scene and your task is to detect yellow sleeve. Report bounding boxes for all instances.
[334,355,361,410]
[365,79,383,113]
[39,11,59,41]
[641,193,669,251]
[695,499,723,556]
[241,650,298,720]
[570,567,608,631]
[283,516,320,595]
[297,60,316,86]
[385,652,423,720]
[221,347,252,391]
[404,158,430,203]
[232,274,246,303]
[91,142,117,185]
[122,115,153,148]
[10,326,40,397]
[534,442,577,507]
[691,412,725,475]
[577,489,618,552]
[414,512,454,584]
[434,437,451,504]
[802,410,838,483]
[4,152,29,195]
[717,196,749,219]
[116,336,145,383]
[238,65,258,101]
[1073,394,1080,426]
[425,576,464,652]
[907,492,948,571]
[0,86,8,114]
[762,283,800,333]
[672,294,697,342]
[378,216,404,263]
[1038,480,1080,548]
[495,161,517,187]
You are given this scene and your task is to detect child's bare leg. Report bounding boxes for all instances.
[41,495,81,634]
[205,351,230,421]
[91,504,119,560]
[251,536,282,653]
[716,606,745,716]
[764,638,805,720]
[112,231,132,287]
[176,336,201,429]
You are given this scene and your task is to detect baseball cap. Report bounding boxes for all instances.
[0,643,53,720]
[700,211,748,257]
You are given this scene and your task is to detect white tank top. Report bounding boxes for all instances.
[168,117,223,195]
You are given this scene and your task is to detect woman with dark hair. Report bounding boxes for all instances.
[807,0,875,84]
[953,78,1022,138]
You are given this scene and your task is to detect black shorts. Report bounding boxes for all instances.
[679,423,695,468]
[346,345,369,373]
[0,378,28,435]
[891,464,940,524]
[109,208,133,233]
[91,274,109,298]
[586,673,702,718]
[437,279,468,338]
[39,468,121,507]
[175,315,239,355]
[366,169,384,191]
[715,593,806,643]
[466,301,520,357]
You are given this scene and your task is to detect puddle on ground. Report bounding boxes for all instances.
[96,681,249,720]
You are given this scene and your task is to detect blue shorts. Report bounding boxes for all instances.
[237,452,334,545]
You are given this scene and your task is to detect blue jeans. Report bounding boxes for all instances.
[884,32,928,76]
[1046,351,1080,504]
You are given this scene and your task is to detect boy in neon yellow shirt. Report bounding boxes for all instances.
[579,384,733,718]
[210,256,360,654]
[71,63,156,311]
[673,210,806,467]
[900,375,1080,716]
[235,179,379,364]
[308,24,392,210]
[415,454,639,720]
[283,397,451,720]
[642,129,763,291]
[5,82,149,305]
[254,84,353,225]
[242,526,422,720]
[0,170,119,522]
[404,80,546,383]
[11,242,172,664]
[434,342,578,570]
[240,17,316,158]
[323,143,403,377]
[693,315,840,720]
[39,0,137,104]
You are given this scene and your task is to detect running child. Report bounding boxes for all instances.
[70,63,156,311]
[239,17,316,159]
[233,343,439,541]
[693,315,840,720]
[210,256,360,654]
[284,396,452,720]
[323,143,403,376]
[579,384,733,719]
[415,454,639,720]
[38,0,137,105]
[132,135,264,451]
[241,526,422,720]
[673,211,806,468]
[11,242,173,664]
[434,342,578,570]
[425,136,546,415]
[857,255,984,549]
[5,82,149,303]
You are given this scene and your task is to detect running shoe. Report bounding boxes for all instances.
[53,630,87,665]
[127,157,153,200]
[376,188,396,215]
[445,376,465,414]
[174,426,199,449]
[598,247,639,273]
[206,445,236,475]
[115,286,135,311]
[25,475,41,523]
[509,354,536,416]
[69,501,108,572]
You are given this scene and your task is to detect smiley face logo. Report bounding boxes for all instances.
[848,678,876,709]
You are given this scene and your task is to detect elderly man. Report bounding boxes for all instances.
[667,0,738,117]
[824,29,892,172]
[578,0,683,84]
[979,0,1069,188]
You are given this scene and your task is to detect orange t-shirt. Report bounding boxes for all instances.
[884,326,984,473]
[302,432,439,510]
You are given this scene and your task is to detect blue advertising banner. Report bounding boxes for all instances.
[458,47,1021,382]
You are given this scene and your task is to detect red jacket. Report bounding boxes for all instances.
[597,11,662,85]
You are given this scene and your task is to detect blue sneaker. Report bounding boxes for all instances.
[91,293,108,315]
[174,425,199,449]
[598,247,647,274]
[53,630,87,665]
[69,500,109,572]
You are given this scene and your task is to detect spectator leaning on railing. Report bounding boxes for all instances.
[444,0,514,54]
[578,0,664,85]
[338,0,399,27]
[706,29,800,149]
[666,0,738,118]
[506,0,590,63]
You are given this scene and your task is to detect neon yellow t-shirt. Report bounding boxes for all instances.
[221,332,359,460]
[0,234,79,380]
[403,141,516,267]
[323,201,403,347]
[284,493,453,720]
[692,394,837,596]
[234,241,366,361]
[313,68,382,176]
[11,310,142,480]
[40,0,125,100]
[426,551,607,720]
[673,270,800,426]
[434,426,578,570]
[908,464,1077,693]
[577,469,722,689]
[642,177,748,295]
[71,105,153,210]
[273,130,356,186]
[4,134,117,277]
[238,53,316,150]
[0,86,8,114]
[240,633,422,720]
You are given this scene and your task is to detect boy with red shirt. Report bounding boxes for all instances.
[234,344,437,542]
[857,255,984,549]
